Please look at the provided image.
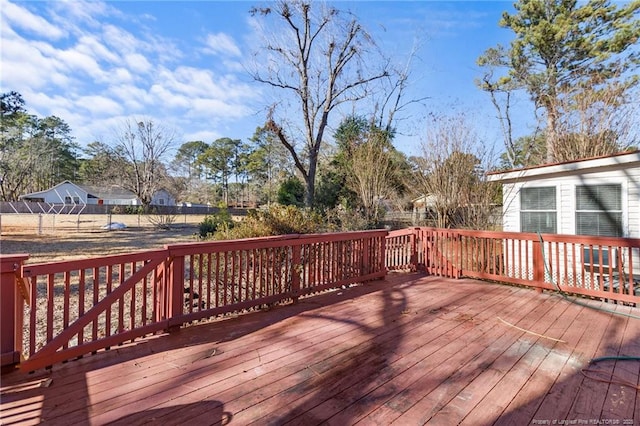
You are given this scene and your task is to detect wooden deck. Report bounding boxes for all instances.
[1,273,639,425]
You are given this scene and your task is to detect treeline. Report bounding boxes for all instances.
[1,90,500,231]
[0,92,79,201]
[0,90,419,228]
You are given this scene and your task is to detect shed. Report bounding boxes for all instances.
[487,151,640,239]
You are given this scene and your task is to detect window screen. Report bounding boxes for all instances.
[520,187,557,233]
[576,184,622,237]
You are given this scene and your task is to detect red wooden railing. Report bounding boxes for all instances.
[168,231,386,326]
[1,230,386,371]
[2,227,639,371]
[386,229,418,271]
[386,227,640,303]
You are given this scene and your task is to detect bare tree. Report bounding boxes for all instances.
[347,136,400,225]
[372,38,428,134]
[476,45,523,169]
[113,118,176,209]
[413,114,500,229]
[250,1,390,207]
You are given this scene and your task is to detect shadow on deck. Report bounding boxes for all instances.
[1,273,639,425]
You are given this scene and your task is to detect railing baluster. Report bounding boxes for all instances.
[129,262,136,333]
[63,271,71,350]
[46,274,54,344]
[28,277,36,357]
[118,263,125,335]
[78,269,85,346]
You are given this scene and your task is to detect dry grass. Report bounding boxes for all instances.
[0,215,207,360]
[1,222,202,264]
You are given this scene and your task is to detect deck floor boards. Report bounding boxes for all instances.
[2,273,639,425]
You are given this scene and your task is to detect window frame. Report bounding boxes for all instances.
[575,183,623,237]
[519,186,557,234]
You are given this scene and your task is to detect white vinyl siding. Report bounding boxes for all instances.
[488,152,640,238]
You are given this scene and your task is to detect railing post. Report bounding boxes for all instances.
[532,239,544,293]
[1,254,29,369]
[167,254,185,330]
[291,245,301,303]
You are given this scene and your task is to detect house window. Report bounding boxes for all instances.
[64,196,80,204]
[520,187,557,233]
[576,184,622,237]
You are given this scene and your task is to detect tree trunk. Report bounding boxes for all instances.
[546,103,558,163]
[305,151,317,207]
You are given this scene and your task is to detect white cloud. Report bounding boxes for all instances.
[149,84,191,109]
[124,53,152,74]
[50,0,116,30]
[1,0,261,150]
[101,24,141,56]
[221,59,246,73]
[109,84,151,111]
[111,68,135,85]
[156,66,256,103]
[0,37,57,90]
[156,66,214,98]
[183,129,221,143]
[56,49,108,81]
[25,91,74,115]
[76,35,121,64]
[191,98,247,118]
[0,0,65,40]
[76,95,124,117]
[203,32,241,57]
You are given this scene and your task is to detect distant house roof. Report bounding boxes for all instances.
[487,151,640,184]
[76,184,137,200]
[20,180,137,201]
[20,181,177,206]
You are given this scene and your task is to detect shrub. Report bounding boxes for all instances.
[212,204,322,240]
[147,209,177,230]
[277,177,305,207]
[198,208,234,238]
[324,204,372,231]
[124,205,144,215]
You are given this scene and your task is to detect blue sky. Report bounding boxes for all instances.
[1,0,535,157]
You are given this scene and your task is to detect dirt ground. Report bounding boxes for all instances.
[0,214,204,264]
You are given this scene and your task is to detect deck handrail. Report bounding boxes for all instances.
[407,227,640,302]
[1,230,388,371]
[2,227,639,371]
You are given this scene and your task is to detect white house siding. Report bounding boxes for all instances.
[150,189,176,206]
[104,199,138,205]
[20,181,176,206]
[38,182,90,204]
[501,183,519,233]
[628,167,640,239]
[500,169,639,238]
[490,152,640,285]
